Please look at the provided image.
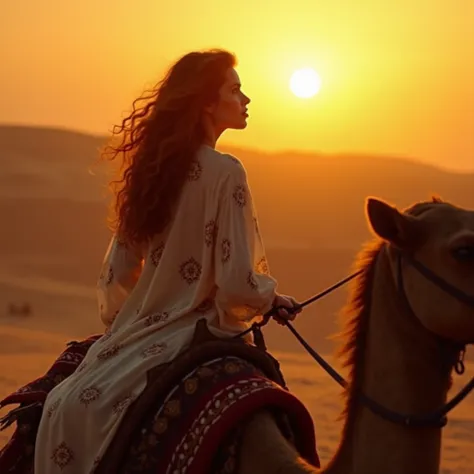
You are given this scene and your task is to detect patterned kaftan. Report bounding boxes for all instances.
[33,144,278,473]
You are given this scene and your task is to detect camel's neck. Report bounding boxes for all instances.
[327,248,454,474]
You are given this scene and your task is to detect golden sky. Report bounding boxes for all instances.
[1,1,473,170]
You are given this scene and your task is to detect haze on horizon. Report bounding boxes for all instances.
[1,1,473,171]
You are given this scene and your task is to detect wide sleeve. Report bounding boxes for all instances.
[214,160,277,321]
[96,235,143,328]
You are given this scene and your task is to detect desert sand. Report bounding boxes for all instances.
[1,320,473,473]
[0,125,473,472]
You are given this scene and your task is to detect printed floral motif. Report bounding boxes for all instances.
[164,399,181,417]
[221,239,231,263]
[153,417,168,435]
[184,377,198,394]
[188,160,203,181]
[179,257,202,284]
[166,362,279,474]
[47,398,62,418]
[79,386,102,407]
[51,441,75,469]
[105,267,114,285]
[224,361,240,374]
[141,343,167,358]
[144,312,169,327]
[232,185,247,207]
[97,344,122,361]
[204,220,218,247]
[112,394,134,416]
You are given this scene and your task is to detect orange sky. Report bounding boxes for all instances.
[1,1,473,170]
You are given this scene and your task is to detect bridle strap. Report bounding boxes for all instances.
[235,246,474,429]
[402,252,474,308]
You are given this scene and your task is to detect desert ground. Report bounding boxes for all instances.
[1,125,473,471]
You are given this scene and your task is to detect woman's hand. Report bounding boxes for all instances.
[271,294,302,325]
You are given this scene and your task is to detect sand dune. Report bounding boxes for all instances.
[0,326,473,473]
[0,125,473,470]
[2,125,474,355]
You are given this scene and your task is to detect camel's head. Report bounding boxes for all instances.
[366,196,474,345]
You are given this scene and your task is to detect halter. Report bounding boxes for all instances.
[236,246,474,429]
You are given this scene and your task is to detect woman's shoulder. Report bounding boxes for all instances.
[197,145,247,181]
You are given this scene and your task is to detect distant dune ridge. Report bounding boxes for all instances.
[0,124,473,471]
[1,124,474,354]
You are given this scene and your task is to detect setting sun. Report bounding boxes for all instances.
[289,68,322,99]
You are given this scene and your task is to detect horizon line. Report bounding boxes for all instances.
[0,120,472,175]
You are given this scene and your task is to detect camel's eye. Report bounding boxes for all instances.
[452,246,474,262]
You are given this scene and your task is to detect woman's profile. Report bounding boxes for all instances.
[33,48,301,473]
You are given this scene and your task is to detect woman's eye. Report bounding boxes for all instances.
[452,246,474,262]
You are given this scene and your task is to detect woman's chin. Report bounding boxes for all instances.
[225,117,249,131]
[237,118,248,129]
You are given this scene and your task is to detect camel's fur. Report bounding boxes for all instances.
[237,197,474,474]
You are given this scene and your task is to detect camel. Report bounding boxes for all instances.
[1,196,474,474]
[238,196,474,474]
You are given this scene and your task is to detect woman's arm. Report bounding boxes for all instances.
[96,236,143,327]
[214,158,277,321]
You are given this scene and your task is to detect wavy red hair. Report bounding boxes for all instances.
[101,49,236,245]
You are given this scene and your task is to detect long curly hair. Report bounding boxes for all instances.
[101,49,236,246]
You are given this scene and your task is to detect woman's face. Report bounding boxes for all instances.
[206,68,251,133]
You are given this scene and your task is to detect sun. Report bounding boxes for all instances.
[289,68,322,99]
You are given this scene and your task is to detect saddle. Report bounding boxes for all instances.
[0,319,319,473]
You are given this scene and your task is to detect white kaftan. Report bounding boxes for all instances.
[33,144,278,473]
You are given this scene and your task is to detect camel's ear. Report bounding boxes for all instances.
[366,198,422,248]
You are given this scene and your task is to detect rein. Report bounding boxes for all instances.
[235,250,474,429]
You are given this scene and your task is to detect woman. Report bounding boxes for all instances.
[34,48,301,473]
